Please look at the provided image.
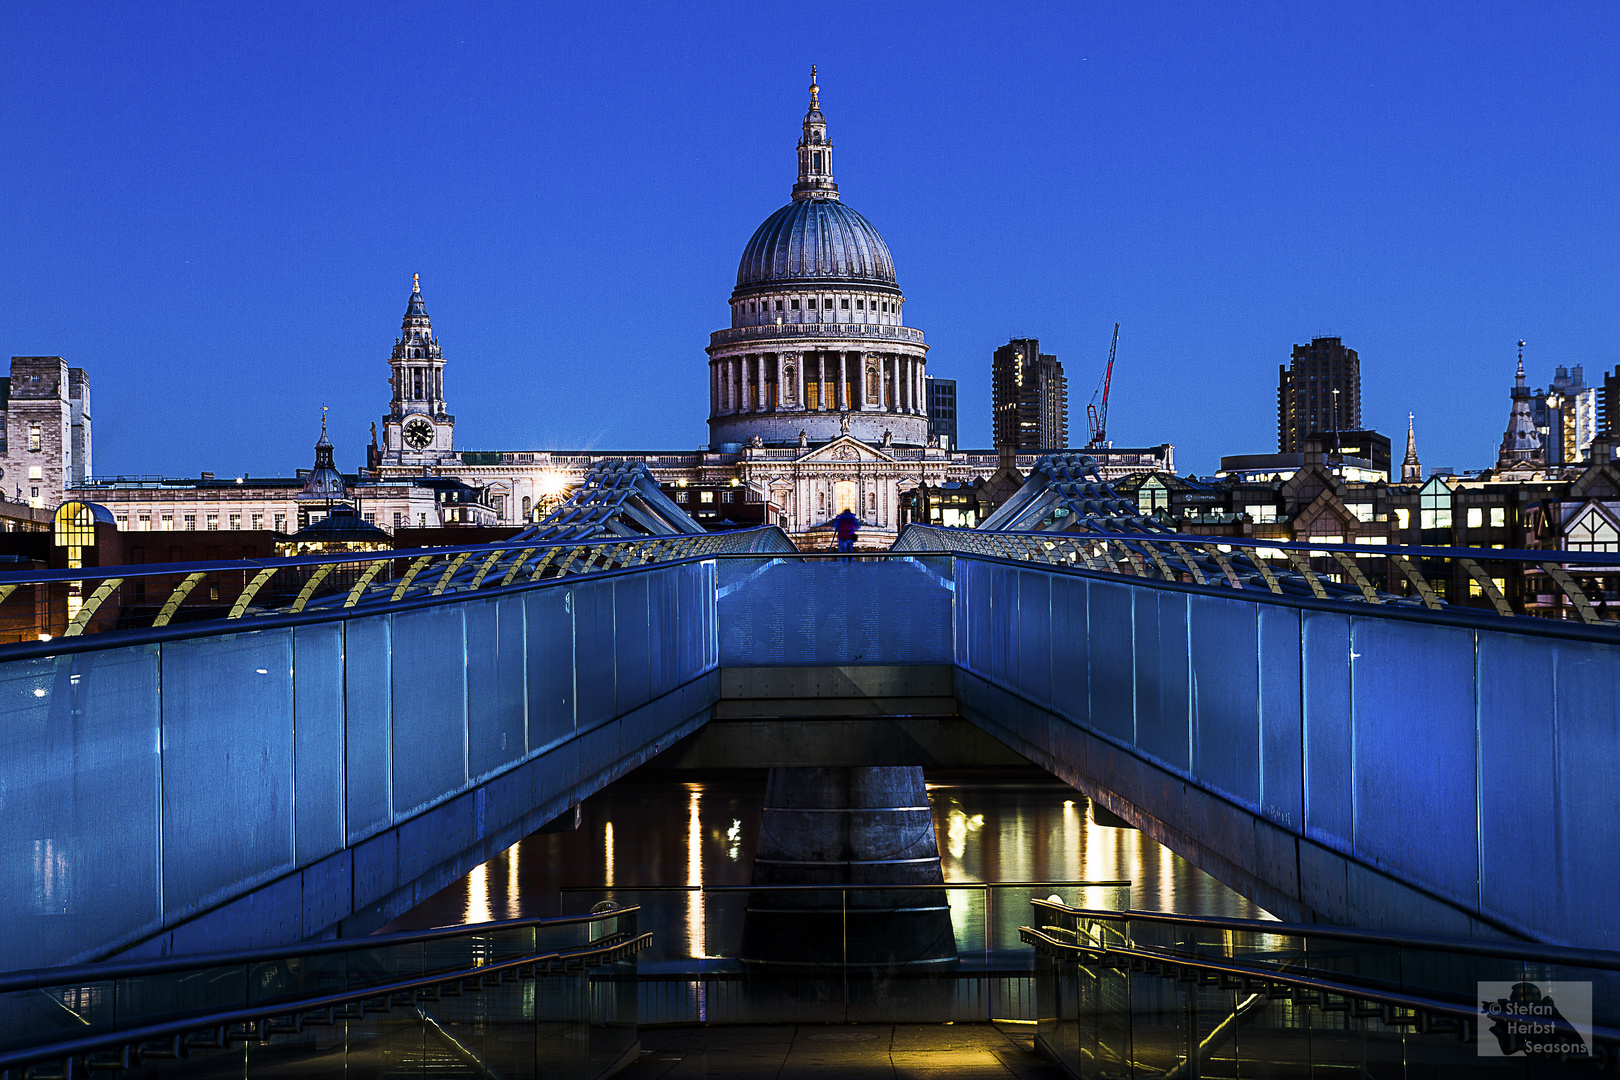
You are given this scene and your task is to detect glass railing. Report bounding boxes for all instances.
[0,907,644,1079]
[1025,900,1620,1076]
[561,881,1129,1025]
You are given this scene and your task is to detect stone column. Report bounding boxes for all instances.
[817,353,827,411]
[775,353,784,412]
[758,353,767,413]
[837,352,848,413]
[795,353,806,411]
[915,359,925,415]
[731,356,741,413]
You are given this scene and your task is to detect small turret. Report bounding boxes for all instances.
[1401,412,1423,482]
[792,66,839,202]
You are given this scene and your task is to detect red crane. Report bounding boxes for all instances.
[1085,323,1119,449]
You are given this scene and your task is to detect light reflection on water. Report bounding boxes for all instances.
[386,770,1270,932]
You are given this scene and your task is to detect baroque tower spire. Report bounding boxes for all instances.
[1498,339,1544,469]
[1401,412,1422,482]
[793,65,839,202]
[381,273,454,463]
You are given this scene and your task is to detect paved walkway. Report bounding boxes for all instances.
[619,1024,1068,1079]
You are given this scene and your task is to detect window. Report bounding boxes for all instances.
[1490,506,1507,527]
[1419,478,1453,529]
[841,298,849,309]
[1395,508,1411,530]
[1347,503,1373,522]
[28,466,41,481]
[1137,478,1169,514]
[812,150,822,171]
[1245,504,1279,523]
[161,515,173,530]
[790,299,800,310]
[881,302,888,312]
[418,513,427,526]
[824,297,832,309]
[1465,507,1483,529]
[1568,508,1619,552]
[139,514,152,530]
[28,424,40,452]
[721,490,735,504]
[275,513,286,532]
[205,515,219,531]
[184,515,196,531]
[807,298,816,309]
[675,491,688,503]
[116,515,128,529]
[775,300,783,311]
[364,513,375,524]
[228,514,241,530]
[856,299,864,309]
[700,491,714,503]
[251,514,263,530]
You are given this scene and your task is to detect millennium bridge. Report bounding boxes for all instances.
[2,457,1617,1078]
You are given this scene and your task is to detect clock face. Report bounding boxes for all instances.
[403,418,435,450]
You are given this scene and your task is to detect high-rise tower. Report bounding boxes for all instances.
[1278,337,1361,453]
[381,274,454,463]
[992,339,1067,451]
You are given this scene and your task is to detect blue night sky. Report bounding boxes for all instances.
[1,3,1616,479]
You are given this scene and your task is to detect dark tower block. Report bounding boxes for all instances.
[740,766,956,968]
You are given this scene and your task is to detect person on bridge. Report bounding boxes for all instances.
[833,509,860,553]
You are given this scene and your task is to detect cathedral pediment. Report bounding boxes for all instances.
[796,435,893,464]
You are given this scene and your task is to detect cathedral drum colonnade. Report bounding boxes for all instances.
[708,68,932,534]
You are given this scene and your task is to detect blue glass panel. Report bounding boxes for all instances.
[292,622,345,866]
[524,586,575,752]
[467,596,526,781]
[1087,580,1134,743]
[1017,570,1051,706]
[1049,574,1089,726]
[614,574,652,715]
[1301,611,1353,851]
[390,605,468,817]
[1189,595,1260,810]
[647,565,678,700]
[1477,631,1556,937]
[344,615,393,843]
[1350,619,1478,909]
[160,630,295,921]
[1134,590,1189,772]
[1552,638,1620,948]
[1257,605,1303,831]
[716,557,952,667]
[573,579,617,730]
[0,645,161,971]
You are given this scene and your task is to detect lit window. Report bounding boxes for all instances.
[1419,478,1453,529]
[1245,504,1279,524]
[1490,506,1506,527]
[161,515,173,530]
[1348,503,1373,522]
[228,514,241,530]
[1466,507,1483,529]
[116,515,128,529]
[184,515,196,531]
[251,514,263,529]
[676,491,688,503]
[275,514,287,532]
[1567,508,1619,552]
[138,514,150,530]
[1395,508,1410,529]
[700,491,714,503]
[206,515,218,531]
[28,424,40,452]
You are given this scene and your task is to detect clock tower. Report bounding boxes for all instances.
[380,274,455,464]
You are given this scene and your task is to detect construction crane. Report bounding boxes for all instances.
[1085,323,1120,449]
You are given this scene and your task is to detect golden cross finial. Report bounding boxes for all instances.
[809,65,819,108]
[321,403,328,435]
[413,272,420,293]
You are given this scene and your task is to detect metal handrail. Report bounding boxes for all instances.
[1029,900,1620,972]
[0,931,653,1075]
[0,907,642,994]
[1018,925,1620,1054]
